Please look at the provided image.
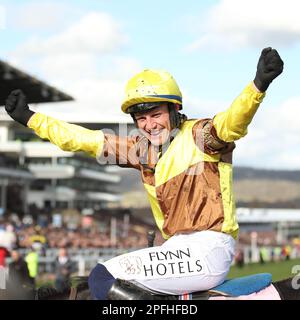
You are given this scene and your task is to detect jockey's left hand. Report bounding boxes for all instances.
[254,47,284,92]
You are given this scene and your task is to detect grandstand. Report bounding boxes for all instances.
[0,60,128,215]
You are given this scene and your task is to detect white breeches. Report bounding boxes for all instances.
[101,230,235,295]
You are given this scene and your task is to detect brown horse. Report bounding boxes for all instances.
[29,275,299,300]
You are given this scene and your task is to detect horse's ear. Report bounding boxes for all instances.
[147,230,156,247]
[69,276,90,300]
[69,287,78,300]
[74,288,93,300]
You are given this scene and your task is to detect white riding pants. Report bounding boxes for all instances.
[101,230,236,295]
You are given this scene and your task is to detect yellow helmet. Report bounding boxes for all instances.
[121,69,182,113]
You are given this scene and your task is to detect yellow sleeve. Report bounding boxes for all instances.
[213,82,266,142]
[27,113,104,158]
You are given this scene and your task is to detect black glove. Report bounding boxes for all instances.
[254,47,284,92]
[5,89,35,126]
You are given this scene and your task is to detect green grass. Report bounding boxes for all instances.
[228,258,300,281]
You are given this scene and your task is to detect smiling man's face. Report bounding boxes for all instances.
[134,103,172,146]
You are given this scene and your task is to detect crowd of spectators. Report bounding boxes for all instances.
[1,210,161,292]
[0,209,160,252]
[16,225,149,249]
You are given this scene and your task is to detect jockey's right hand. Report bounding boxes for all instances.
[5,89,35,126]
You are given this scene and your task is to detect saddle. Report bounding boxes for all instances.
[68,273,272,300]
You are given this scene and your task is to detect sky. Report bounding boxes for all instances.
[0,0,300,170]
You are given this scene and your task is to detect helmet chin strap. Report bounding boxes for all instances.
[130,103,187,130]
[168,104,187,130]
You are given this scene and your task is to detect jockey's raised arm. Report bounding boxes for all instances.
[5,91,143,169]
[5,89,104,157]
[212,83,265,143]
[212,47,283,143]
[27,113,104,158]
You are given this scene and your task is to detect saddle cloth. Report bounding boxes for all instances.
[178,273,272,300]
[208,273,272,297]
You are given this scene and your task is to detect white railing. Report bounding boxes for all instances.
[6,247,140,275]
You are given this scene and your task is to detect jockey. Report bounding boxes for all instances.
[5,47,283,300]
